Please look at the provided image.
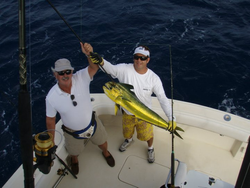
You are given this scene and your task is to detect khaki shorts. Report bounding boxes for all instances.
[64,116,107,156]
[122,112,153,141]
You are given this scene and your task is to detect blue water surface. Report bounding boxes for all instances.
[0,0,250,186]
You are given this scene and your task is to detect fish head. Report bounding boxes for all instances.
[103,81,122,102]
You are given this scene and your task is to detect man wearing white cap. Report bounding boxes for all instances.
[45,43,115,175]
[86,44,174,163]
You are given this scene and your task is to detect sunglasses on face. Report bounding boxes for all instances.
[133,55,148,61]
[57,70,72,76]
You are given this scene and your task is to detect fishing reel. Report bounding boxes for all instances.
[33,132,57,174]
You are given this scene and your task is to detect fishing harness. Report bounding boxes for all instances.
[61,111,97,139]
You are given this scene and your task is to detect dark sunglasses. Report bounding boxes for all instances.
[133,55,148,61]
[57,70,72,76]
[70,95,77,106]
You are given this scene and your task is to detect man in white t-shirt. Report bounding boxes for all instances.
[46,43,115,175]
[86,44,175,163]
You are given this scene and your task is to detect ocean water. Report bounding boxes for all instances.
[0,0,250,186]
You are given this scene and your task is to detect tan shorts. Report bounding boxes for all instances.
[122,112,153,141]
[64,116,107,156]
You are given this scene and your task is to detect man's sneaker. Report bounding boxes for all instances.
[148,148,155,163]
[119,139,133,152]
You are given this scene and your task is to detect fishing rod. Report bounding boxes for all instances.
[169,45,176,188]
[160,45,177,188]
[46,0,114,82]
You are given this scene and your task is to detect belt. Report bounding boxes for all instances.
[62,111,96,139]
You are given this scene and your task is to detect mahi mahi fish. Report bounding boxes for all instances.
[103,81,184,139]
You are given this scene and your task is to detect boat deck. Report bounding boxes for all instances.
[4,94,248,188]
[51,114,242,188]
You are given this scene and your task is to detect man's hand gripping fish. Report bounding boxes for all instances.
[103,81,184,139]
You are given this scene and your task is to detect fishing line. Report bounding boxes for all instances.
[0,91,17,110]
[169,45,174,136]
[46,0,115,82]
[43,129,63,146]
[46,0,172,83]
[82,42,171,46]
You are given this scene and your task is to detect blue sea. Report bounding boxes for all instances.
[0,0,250,186]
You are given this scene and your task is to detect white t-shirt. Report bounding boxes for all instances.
[103,59,172,120]
[46,68,93,130]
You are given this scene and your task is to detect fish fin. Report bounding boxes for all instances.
[114,104,120,115]
[120,83,136,95]
[175,126,184,132]
[120,96,131,103]
[174,130,183,139]
[120,83,134,90]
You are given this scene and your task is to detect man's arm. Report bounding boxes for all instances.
[46,116,56,140]
[80,42,99,78]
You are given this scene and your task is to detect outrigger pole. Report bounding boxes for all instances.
[18,0,34,187]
